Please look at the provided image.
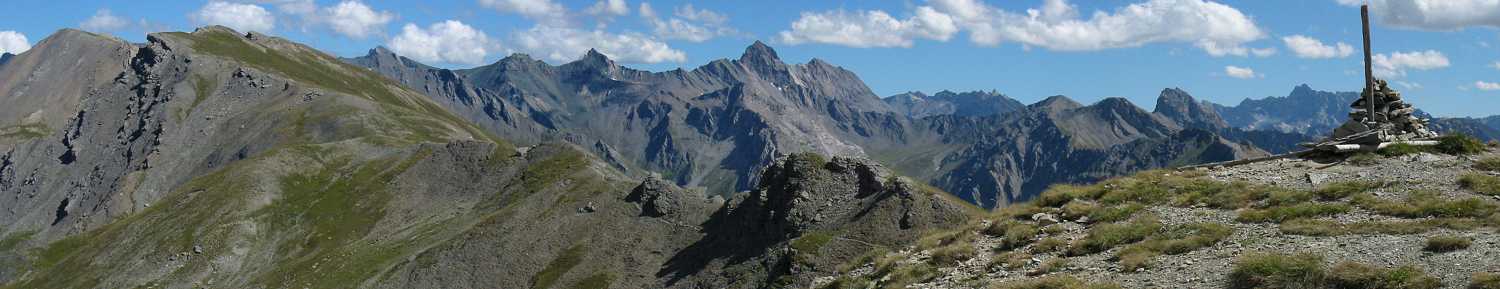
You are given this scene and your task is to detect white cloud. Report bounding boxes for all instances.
[1338,0,1500,30]
[513,25,686,64]
[640,2,738,42]
[322,0,395,38]
[1394,81,1422,89]
[1372,50,1449,78]
[586,0,629,16]
[191,1,276,33]
[1224,65,1260,79]
[480,0,568,25]
[1477,81,1500,91]
[388,20,497,65]
[80,9,130,32]
[911,0,1271,56]
[1282,35,1354,59]
[1476,80,1500,90]
[776,7,958,48]
[1491,61,1500,71]
[0,31,29,54]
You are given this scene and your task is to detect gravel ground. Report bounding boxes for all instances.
[815,150,1500,289]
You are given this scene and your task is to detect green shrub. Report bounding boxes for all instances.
[1471,273,1500,289]
[1227,252,1327,289]
[1237,203,1351,223]
[1475,157,1500,172]
[1459,174,1500,196]
[1436,134,1487,155]
[1347,152,1381,166]
[1116,223,1232,272]
[1068,215,1162,256]
[987,274,1122,289]
[1424,235,1472,253]
[1314,181,1384,201]
[1354,191,1499,219]
[1326,262,1442,289]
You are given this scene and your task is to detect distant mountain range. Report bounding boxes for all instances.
[347,43,1269,208]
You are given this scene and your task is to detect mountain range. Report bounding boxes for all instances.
[0,26,1496,288]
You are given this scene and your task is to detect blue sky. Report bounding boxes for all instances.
[1,0,1497,117]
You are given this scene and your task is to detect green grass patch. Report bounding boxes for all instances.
[983,220,1039,250]
[1280,218,1483,236]
[1236,203,1351,223]
[0,123,49,140]
[1424,235,1472,253]
[987,274,1122,289]
[0,230,36,252]
[791,232,834,256]
[878,262,939,289]
[1227,252,1327,289]
[521,149,591,193]
[1028,258,1070,276]
[929,242,976,267]
[1067,215,1161,256]
[989,251,1030,272]
[566,272,614,289]
[1472,273,1500,289]
[1326,262,1442,289]
[917,229,974,251]
[1436,134,1487,155]
[191,74,216,111]
[1033,237,1068,254]
[818,275,874,289]
[1460,174,1500,196]
[1313,181,1384,201]
[1476,157,1500,172]
[533,244,587,289]
[1115,223,1231,272]
[1353,191,1499,219]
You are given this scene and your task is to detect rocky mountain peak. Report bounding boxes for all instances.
[1154,87,1229,130]
[1291,83,1316,96]
[1031,95,1083,112]
[740,40,781,64]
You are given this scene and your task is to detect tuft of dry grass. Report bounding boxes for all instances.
[1471,272,1500,289]
[987,274,1122,289]
[1067,215,1162,256]
[1459,173,1500,196]
[1326,262,1442,289]
[1424,235,1473,253]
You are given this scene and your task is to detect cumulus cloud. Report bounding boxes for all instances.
[1477,81,1500,91]
[191,1,276,32]
[1224,65,1260,79]
[513,25,686,64]
[322,0,395,38]
[480,0,568,25]
[0,31,29,54]
[781,0,1271,55]
[640,2,739,42]
[1372,50,1449,78]
[776,7,958,48]
[1282,35,1354,58]
[80,9,130,32]
[388,20,497,65]
[586,0,629,16]
[1338,0,1500,30]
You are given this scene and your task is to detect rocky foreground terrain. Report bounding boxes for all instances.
[813,140,1500,289]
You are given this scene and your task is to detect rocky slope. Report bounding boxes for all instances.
[884,90,1026,119]
[349,45,1267,209]
[0,27,980,289]
[815,144,1500,289]
[346,42,904,194]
